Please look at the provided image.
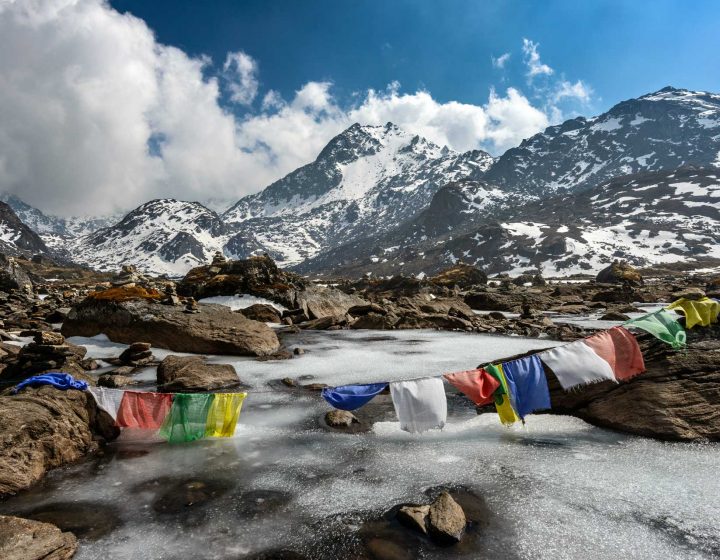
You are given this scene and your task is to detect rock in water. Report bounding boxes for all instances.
[239,303,282,323]
[0,515,78,560]
[157,355,241,392]
[62,298,280,356]
[0,387,119,497]
[396,505,430,534]
[427,491,466,545]
[324,409,359,428]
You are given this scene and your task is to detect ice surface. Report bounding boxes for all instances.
[7,328,716,559]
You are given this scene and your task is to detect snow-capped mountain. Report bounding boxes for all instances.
[485,87,720,196]
[71,199,227,276]
[301,167,720,276]
[0,201,49,256]
[222,122,494,265]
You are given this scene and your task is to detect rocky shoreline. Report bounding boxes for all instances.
[0,252,718,557]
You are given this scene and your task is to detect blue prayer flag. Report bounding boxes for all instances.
[321,383,387,411]
[501,355,551,420]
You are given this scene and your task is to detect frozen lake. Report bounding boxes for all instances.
[2,329,718,559]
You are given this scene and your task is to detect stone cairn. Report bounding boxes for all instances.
[13,331,86,376]
[118,342,154,367]
[162,284,181,306]
[184,297,200,314]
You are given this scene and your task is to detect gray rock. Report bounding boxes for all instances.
[0,515,78,560]
[396,505,430,534]
[157,355,240,392]
[427,491,466,545]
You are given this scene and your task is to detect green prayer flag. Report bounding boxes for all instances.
[624,309,686,349]
[159,393,215,444]
[484,363,508,405]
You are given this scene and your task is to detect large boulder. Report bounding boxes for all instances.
[293,284,367,320]
[62,298,280,356]
[595,260,643,286]
[0,515,77,560]
[430,263,487,290]
[0,387,119,497]
[239,303,282,323]
[157,355,241,392]
[0,254,32,293]
[177,255,305,306]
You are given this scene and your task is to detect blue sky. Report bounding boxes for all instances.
[111,0,720,115]
[1,0,718,215]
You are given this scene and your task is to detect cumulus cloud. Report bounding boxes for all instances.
[0,0,567,217]
[554,79,593,103]
[223,51,259,105]
[522,38,553,78]
[491,53,511,69]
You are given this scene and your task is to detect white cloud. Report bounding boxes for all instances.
[223,51,259,105]
[522,38,553,78]
[554,79,593,103]
[492,53,511,69]
[0,0,570,217]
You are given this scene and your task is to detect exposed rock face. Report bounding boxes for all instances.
[157,355,241,392]
[429,263,487,290]
[177,255,305,306]
[239,303,282,324]
[293,284,367,320]
[0,387,119,497]
[0,515,78,560]
[547,325,720,441]
[0,254,33,293]
[595,260,643,286]
[62,298,280,356]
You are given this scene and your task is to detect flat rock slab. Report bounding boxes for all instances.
[62,299,280,356]
[157,355,241,392]
[0,515,77,560]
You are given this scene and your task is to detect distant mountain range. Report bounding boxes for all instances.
[1,86,719,277]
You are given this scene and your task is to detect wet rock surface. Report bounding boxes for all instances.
[0,387,119,497]
[0,514,78,560]
[157,355,241,392]
[62,297,280,356]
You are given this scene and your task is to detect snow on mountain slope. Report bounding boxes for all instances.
[484,87,720,196]
[300,167,720,277]
[71,199,228,276]
[0,201,49,255]
[222,123,494,265]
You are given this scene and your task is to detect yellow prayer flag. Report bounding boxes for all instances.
[494,364,520,425]
[205,393,247,438]
[666,297,720,329]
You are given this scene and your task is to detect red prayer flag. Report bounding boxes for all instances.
[443,368,501,406]
[116,391,174,429]
[584,326,646,381]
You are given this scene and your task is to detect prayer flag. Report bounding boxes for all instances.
[540,340,616,390]
[321,383,387,411]
[160,393,215,444]
[88,387,125,421]
[666,297,720,329]
[390,378,447,433]
[624,309,686,349]
[484,364,520,425]
[501,355,551,419]
[205,393,247,437]
[443,368,500,406]
[116,391,173,430]
[584,326,645,381]
[12,372,88,394]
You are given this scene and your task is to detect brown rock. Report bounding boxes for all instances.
[600,311,630,321]
[0,387,119,497]
[595,260,643,286]
[97,374,134,388]
[0,515,78,560]
[62,298,280,356]
[294,284,367,320]
[427,491,466,545]
[239,303,282,323]
[350,312,399,330]
[396,505,430,534]
[157,355,240,392]
[33,331,65,346]
[324,409,359,428]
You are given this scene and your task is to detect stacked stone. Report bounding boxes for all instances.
[12,331,87,377]
[117,342,154,367]
[162,284,181,306]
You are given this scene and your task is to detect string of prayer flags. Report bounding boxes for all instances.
[540,339,617,390]
[443,369,500,406]
[501,355,551,420]
[88,387,125,421]
[205,393,247,438]
[116,391,174,430]
[390,378,447,433]
[484,364,520,425]
[584,326,645,381]
[12,372,88,394]
[159,393,214,444]
[666,297,720,329]
[321,383,388,411]
[624,309,686,349]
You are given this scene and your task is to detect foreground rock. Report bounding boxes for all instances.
[0,387,119,497]
[397,491,467,545]
[157,356,241,392]
[62,295,280,356]
[0,515,77,560]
